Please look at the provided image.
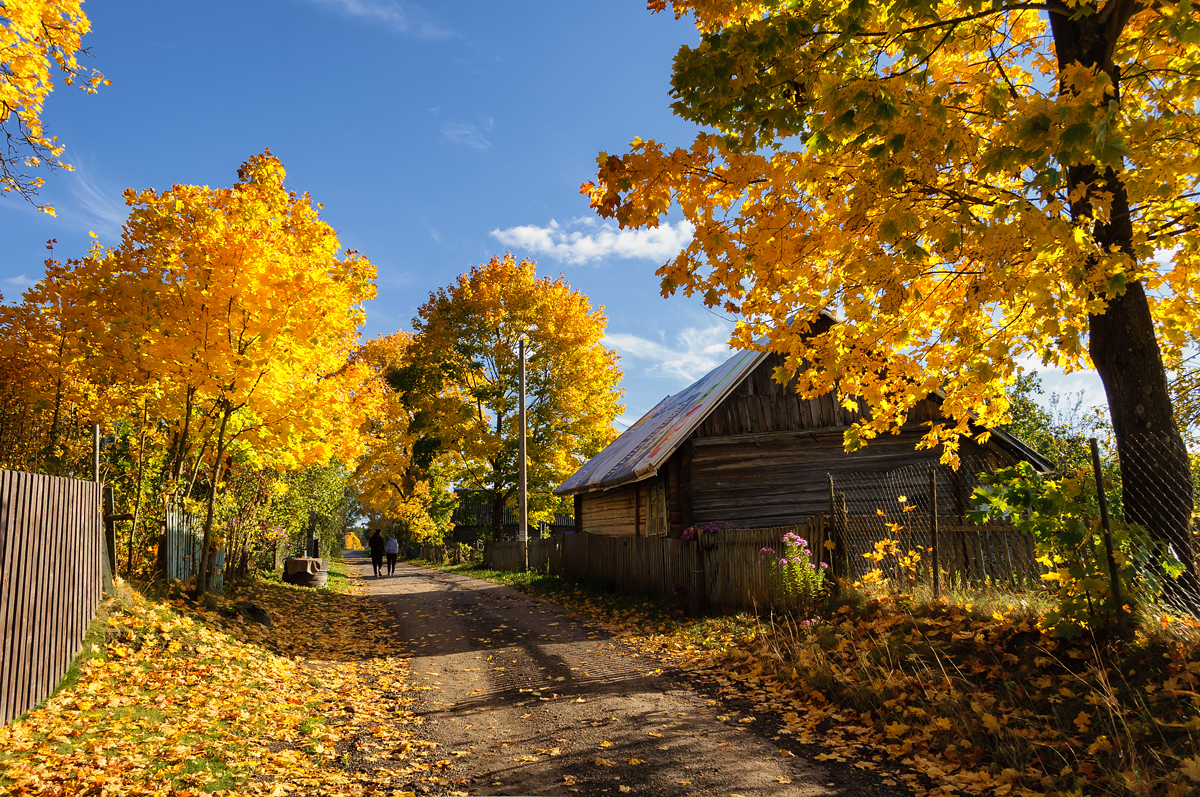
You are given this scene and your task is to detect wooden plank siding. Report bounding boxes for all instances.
[579,482,644,536]
[688,427,979,529]
[0,470,103,726]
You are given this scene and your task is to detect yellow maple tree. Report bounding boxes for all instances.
[0,0,107,208]
[585,0,1200,578]
[24,151,377,591]
[351,331,457,545]
[401,255,624,538]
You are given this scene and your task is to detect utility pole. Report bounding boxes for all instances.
[519,335,528,572]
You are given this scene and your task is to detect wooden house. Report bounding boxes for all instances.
[555,348,1050,537]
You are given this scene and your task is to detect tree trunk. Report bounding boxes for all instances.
[491,489,505,541]
[1050,2,1196,586]
[194,405,232,596]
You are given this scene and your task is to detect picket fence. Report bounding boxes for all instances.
[0,470,104,726]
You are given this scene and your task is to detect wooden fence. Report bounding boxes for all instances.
[483,509,1041,616]
[832,513,1042,585]
[162,504,223,592]
[0,470,103,726]
[484,517,828,615]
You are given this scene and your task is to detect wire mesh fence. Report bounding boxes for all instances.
[825,433,1200,618]
[1096,432,1200,616]
[827,457,1046,589]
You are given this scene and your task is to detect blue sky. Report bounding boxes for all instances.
[0,0,1107,427]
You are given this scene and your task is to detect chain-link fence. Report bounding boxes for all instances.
[1097,432,1200,615]
[827,434,1200,616]
[828,457,1044,589]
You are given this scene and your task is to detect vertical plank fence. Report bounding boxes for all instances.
[485,518,827,616]
[0,470,103,726]
[163,505,224,592]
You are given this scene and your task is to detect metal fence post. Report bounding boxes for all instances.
[1090,438,1121,612]
[930,469,940,600]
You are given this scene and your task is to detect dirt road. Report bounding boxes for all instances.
[353,554,906,796]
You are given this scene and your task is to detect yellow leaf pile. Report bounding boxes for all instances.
[0,577,432,795]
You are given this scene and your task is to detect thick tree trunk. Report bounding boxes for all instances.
[1051,2,1196,586]
[491,490,505,541]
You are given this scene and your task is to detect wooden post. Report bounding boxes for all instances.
[930,469,940,600]
[102,486,119,577]
[92,424,100,484]
[836,492,850,580]
[827,475,838,579]
[1091,438,1121,611]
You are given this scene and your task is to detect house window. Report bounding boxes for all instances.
[649,478,667,537]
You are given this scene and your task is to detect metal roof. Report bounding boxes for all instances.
[554,348,768,496]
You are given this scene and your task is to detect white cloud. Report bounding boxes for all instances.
[491,217,694,265]
[2,273,34,298]
[442,121,491,150]
[605,324,732,384]
[68,167,126,242]
[303,0,450,37]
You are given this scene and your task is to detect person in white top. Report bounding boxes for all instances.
[384,534,399,575]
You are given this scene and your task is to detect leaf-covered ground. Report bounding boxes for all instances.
[0,566,443,796]
[8,556,1200,796]
[435,564,1200,797]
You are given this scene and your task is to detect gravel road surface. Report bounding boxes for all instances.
[354,554,908,797]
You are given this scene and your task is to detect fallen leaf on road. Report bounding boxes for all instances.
[594,757,615,766]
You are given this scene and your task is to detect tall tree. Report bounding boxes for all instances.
[585,0,1200,581]
[401,255,624,539]
[0,1,106,208]
[30,151,377,592]
[352,331,458,545]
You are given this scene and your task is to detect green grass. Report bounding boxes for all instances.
[326,555,350,593]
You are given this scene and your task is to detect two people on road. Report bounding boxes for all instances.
[368,529,400,577]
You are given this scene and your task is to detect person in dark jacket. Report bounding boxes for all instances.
[368,530,386,578]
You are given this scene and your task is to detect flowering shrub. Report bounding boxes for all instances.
[680,521,735,541]
[760,531,827,618]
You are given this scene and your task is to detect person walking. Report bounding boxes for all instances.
[368,529,385,578]
[384,533,399,575]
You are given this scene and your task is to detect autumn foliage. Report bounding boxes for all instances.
[587,0,1200,579]
[0,151,380,586]
[0,0,107,207]
[399,255,624,537]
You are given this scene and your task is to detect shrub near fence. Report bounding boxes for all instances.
[0,470,103,726]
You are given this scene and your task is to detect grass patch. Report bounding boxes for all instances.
[325,555,350,593]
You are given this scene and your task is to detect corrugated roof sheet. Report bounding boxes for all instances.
[554,348,767,496]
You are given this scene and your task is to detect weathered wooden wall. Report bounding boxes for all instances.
[579,482,644,536]
[0,470,103,726]
[688,426,954,528]
[577,351,1020,537]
